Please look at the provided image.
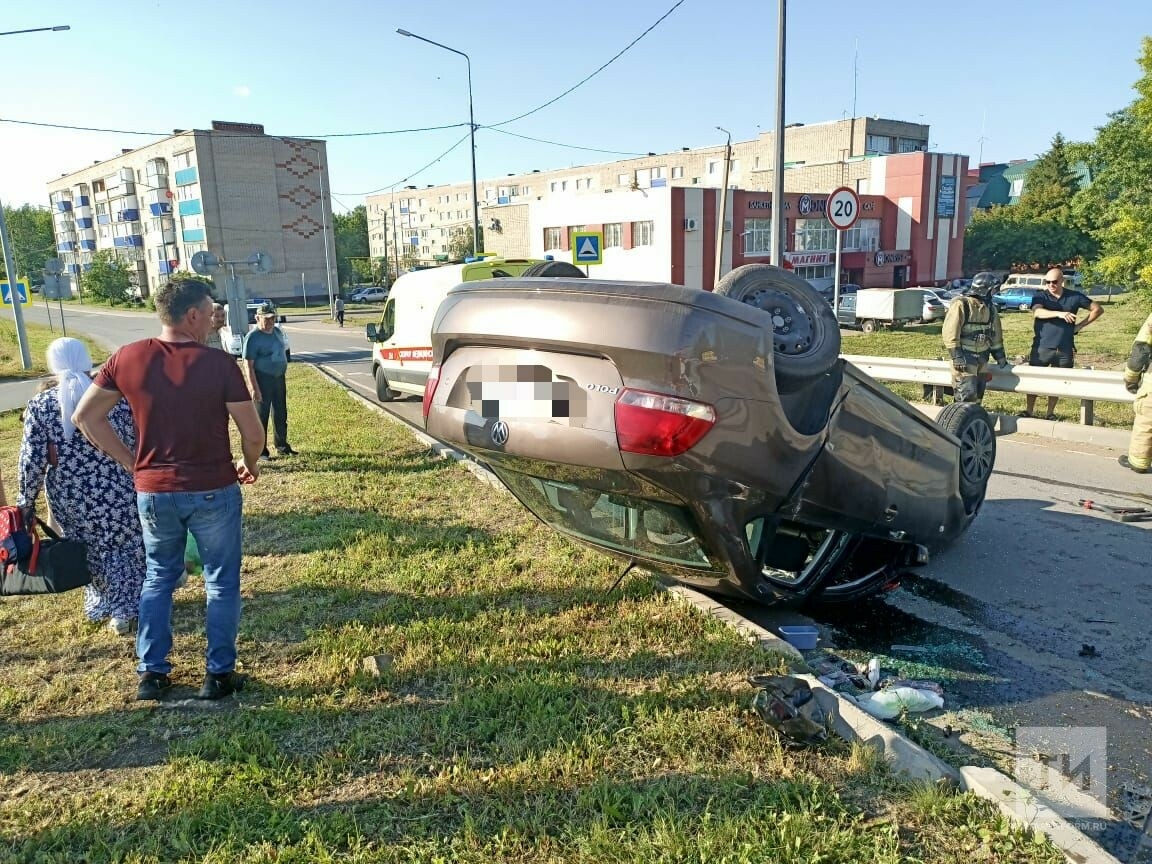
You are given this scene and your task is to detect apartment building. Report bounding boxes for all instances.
[47,121,335,301]
[365,116,930,267]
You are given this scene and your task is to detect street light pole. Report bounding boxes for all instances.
[771,0,787,267]
[397,28,480,257]
[1,22,71,371]
[0,25,70,36]
[714,127,732,288]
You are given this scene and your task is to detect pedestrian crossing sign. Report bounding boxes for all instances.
[1,279,30,306]
[571,231,603,266]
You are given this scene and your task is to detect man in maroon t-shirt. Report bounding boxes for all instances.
[74,278,266,702]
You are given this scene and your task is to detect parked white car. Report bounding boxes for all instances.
[351,286,389,303]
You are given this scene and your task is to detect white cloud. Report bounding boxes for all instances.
[232,85,252,98]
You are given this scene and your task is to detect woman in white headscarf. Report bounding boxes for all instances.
[17,338,146,635]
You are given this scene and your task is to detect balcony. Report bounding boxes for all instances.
[112,235,144,249]
[181,228,205,243]
[157,260,175,276]
[57,241,76,252]
[116,209,141,223]
[80,239,97,251]
[54,200,73,213]
[174,167,198,186]
[75,195,90,207]
[97,214,111,225]
[178,199,202,216]
[76,217,93,229]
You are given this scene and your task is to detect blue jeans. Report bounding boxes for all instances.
[136,484,243,676]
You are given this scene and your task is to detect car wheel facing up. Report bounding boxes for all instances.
[935,401,996,517]
[713,264,841,392]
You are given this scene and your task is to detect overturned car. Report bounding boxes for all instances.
[424,264,996,606]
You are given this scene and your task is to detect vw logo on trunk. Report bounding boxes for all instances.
[490,420,510,446]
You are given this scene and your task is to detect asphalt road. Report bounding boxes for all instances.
[4,303,1150,858]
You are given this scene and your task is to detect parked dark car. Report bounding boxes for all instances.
[424,265,995,607]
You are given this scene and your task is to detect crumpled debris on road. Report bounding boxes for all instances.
[749,674,829,746]
[855,686,946,720]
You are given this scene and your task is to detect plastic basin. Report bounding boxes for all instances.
[778,625,819,650]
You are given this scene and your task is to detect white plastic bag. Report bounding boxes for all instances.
[857,686,944,720]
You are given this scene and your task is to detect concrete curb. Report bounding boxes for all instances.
[662,584,802,664]
[911,402,1130,449]
[961,767,1121,864]
[315,362,1120,864]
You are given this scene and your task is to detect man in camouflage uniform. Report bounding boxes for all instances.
[1120,312,1152,474]
[942,272,1008,403]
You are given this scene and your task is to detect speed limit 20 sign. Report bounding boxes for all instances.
[826,187,860,230]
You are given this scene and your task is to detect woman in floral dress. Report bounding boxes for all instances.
[17,338,147,635]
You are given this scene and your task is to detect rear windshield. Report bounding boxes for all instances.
[495,469,712,569]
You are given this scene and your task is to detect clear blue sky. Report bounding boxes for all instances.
[1,0,1148,211]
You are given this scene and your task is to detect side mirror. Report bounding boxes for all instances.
[366,323,378,341]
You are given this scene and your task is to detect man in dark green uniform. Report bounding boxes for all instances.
[242,303,296,460]
[941,272,1008,403]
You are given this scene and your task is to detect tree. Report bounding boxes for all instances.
[333,205,369,287]
[400,246,419,272]
[1015,133,1083,222]
[83,250,132,303]
[1075,36,1152,294]
[447,225,484,262]
[1,204,54,284]
[964,205,1094,272]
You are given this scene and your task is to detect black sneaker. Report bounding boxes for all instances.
[1119,455,1150,474]
[277,446,298,456]
[197,671,247,700]
[137,672,172,701]
[259,450,271,462]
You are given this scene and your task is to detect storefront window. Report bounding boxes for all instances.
[793,218,835,252]
[743,218,773,256]
[793,264,833,281]
[842,218,880,252]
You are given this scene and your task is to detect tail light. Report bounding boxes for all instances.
[614,389,716,457]
[422,364,441,421]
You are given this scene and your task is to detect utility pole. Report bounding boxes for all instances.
[0,22,71,370]
[714,127,732,288]
[771,0,787,267]
[0,192,32,370]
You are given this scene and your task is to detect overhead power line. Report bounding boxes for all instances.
[488,0,689,128]
[481,127,648,156]
[0,116,470,139]
[332,131,474,197]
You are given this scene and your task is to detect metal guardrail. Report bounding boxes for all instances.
[842,354,1134,425]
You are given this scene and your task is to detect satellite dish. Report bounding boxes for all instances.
[191,251,219,275]
[44,257,63,275]
[248,251,272,274]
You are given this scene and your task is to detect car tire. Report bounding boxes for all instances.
[374,366,396,402]
[521,261,588,278]
[860,318,878,334]
[936,401,996,517]
[713,264,841,393]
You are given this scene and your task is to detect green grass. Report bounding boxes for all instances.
[0,319,110,379]
[0,368,1065,863]
[843,292,1151,427]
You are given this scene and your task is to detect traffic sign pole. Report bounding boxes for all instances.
[825,187,860,316]
[0,191,32,370]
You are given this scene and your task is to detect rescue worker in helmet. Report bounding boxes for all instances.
[1120,312,1152,474]
[941,272,1008,403]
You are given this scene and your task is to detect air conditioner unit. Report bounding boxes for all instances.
[683,217,698,231]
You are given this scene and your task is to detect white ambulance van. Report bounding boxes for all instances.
[366,257,555,401]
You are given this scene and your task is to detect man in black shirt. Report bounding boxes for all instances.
[1023,268,1103,419]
